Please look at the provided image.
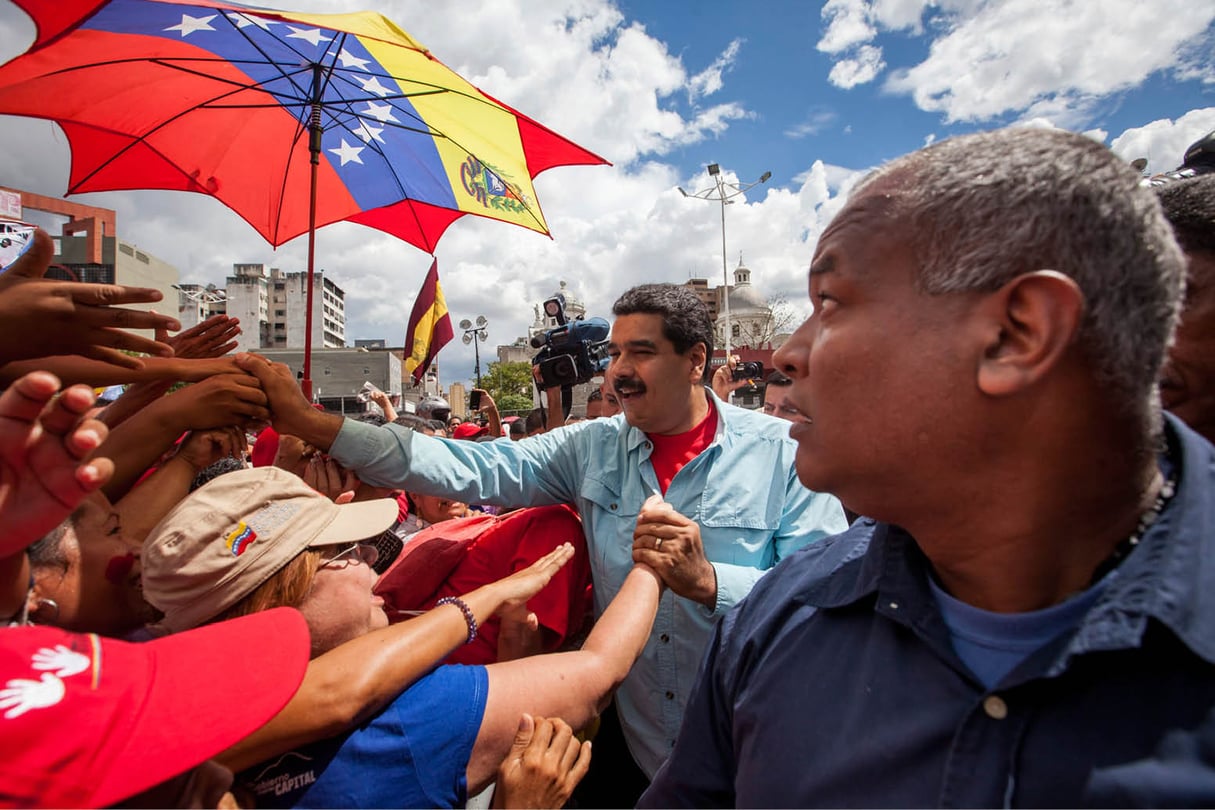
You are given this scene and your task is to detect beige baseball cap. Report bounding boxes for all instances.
[142,466,398,634]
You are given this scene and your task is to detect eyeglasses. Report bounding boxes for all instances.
[319,542,379,570]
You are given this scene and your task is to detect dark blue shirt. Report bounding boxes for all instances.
[641,416,1215,808]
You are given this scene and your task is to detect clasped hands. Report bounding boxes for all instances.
[631,494,718,609]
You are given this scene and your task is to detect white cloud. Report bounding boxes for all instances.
[1108,108,1215,175]
[883,0,1215,123]
[0,0,1210,390]
[687,38,743,100]
[818,0,877,54]
[828,45,886,88]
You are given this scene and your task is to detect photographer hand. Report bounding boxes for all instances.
[711,354,753,401]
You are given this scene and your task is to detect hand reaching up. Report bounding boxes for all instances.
[0,371,112,556]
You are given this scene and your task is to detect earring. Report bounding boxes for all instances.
[30,597,60,624]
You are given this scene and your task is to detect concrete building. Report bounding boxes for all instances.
[1,187,179,333]
[256,347,400,415]
[449,381,468,419]
[209,263,346,352]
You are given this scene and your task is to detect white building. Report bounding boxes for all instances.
[719,256,776,350]
[191,264,346,352]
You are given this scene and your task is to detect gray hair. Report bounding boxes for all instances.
[859,127,1186,415]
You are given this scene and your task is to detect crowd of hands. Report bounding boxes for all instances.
[0,228,596,806]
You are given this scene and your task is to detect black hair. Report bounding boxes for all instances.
[524,408,546,434]
[765,370,793,387]
[27,520,73,574]
[612,284,714,360]
[353,412,388,427]
[392,414,433,432]
[190,456,247,492]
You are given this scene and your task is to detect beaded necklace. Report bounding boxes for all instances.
[1088,465,1178,586]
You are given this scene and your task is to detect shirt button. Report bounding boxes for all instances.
[983,695,1008,720]
[660,634,670,643]
[665,691,675,700]
[645,441,652,449]
[610,503,617,511]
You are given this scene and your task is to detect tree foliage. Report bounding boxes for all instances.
[481,360,534,414]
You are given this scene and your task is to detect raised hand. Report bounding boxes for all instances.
[160,374,270,430]
[156,313,241,359]
[492,543,575,617]
[494,714,591,809]
[711,354,753,401]
[175,425,248,472]
[235,353,342,450]
[0,228,178,367]
[303,455,358,504]
[0,371,112,557]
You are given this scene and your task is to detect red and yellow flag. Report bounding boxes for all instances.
[404,259,454,383]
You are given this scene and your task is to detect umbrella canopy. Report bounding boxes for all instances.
[0,0,607,395]
[0,0,606,252]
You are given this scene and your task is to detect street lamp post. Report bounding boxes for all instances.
[460,315,489,390]
[679,165,772,374]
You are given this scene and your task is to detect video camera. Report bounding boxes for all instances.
[531,294,610,389]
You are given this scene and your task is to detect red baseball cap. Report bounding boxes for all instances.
[452,422,488,440]
[0,607,310,808]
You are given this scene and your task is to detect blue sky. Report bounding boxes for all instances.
[0,0,1213,390]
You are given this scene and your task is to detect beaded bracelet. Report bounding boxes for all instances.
[436,596,478,645]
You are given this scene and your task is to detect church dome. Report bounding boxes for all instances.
[727,257,768,315]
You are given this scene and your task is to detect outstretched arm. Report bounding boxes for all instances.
[0,228,177,369]
[97,373,268,501]
[217,543,577,773]
[467,564,663,792]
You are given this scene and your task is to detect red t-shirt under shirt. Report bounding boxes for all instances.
[647,400,719,494]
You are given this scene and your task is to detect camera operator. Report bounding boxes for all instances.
[236,283,846,805]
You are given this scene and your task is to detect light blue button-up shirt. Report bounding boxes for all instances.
[329,390,847,777]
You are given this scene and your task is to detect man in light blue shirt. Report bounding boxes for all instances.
[238,284,846,786]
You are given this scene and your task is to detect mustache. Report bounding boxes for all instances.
[613,377,646,395]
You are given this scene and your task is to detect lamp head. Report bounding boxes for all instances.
[706,163,720,177]
[459,318,472,330]
[759,171,772,183]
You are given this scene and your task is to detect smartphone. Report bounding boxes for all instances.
[469,390,483,410]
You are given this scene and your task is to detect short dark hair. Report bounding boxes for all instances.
[353,412,388,427]
[524,408,546,434]
[1157,174,1215,257]
[612,284,714,360]
[393,414,433,433]
[509,420,526,437]
[765,370,792,387]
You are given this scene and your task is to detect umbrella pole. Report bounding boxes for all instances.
[301,67,323,402]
